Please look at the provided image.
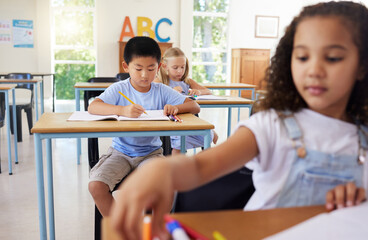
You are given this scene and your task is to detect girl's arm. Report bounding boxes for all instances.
[110,126,259,240]
[188,78,212,95]
[164,98,200,115]
[88,98,145,118]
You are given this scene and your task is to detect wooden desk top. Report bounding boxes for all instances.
[102,205,326,240]
[31,113,214,134]
[0,84,17,90]
[74,82,258,89]
[202,83,257,89]
[74,82,114,88]
[196,96,253,105]
[0,72,54,77]
[0,79,42,83]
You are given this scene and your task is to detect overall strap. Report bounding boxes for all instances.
[358,124,368,150]
[278,110,306,158]
[278,110,303,140]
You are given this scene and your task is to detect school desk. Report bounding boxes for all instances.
[31,112,214,240]
[0,84,19,174]
[196,96,254,137]
[0,79,43,120]
[0,72,55,111]
[74,82,254,139]
[202,82,256,100]
[102,205,326,240]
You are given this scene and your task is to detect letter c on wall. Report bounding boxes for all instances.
[155,18,172,42]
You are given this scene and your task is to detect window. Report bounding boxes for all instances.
[192,0,229,84]
[51,0,96,100]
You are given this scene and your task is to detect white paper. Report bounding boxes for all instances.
[264,202,368,240]
[67,110,169,121]
[195,95,226,100]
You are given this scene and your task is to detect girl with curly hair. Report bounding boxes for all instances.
[111,2,368,239]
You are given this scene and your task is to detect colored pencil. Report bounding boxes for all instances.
[164,215,210,240]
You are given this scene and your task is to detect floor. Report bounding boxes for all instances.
[0,99,250,240]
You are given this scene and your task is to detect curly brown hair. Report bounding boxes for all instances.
[259,1,368,124]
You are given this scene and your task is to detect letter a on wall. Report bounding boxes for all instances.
[119,16,135,42]
[137,17,155,38]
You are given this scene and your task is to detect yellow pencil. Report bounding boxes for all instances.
[118,91,148,115]
[213,231,227,240]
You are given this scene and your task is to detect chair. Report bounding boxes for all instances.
[0,92,5,172]
[116,72,130,81]
[84,77,120,169]
[172,166,255,212]
[6,73,33,142]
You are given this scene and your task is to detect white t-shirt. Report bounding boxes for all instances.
[236,109,367,210]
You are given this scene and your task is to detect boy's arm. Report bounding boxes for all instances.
[110,126,258,240]
[88,98,145,118]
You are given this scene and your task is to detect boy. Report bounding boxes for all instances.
[88,36,200,217]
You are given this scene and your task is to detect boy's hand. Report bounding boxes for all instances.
[163,104,179,116]
[173,86,184,93]
[325,182,366,210]
[121,104,145,118]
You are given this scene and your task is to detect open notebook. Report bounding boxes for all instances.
[67,110,170,121]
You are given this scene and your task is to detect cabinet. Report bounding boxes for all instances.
[231,48,270,98]
[118,41,173,73]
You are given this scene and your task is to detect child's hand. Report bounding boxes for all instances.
[122,104,145,118]
[173,86,184,93]
[189,89,201,96]
[110,158,173,240]
[163,104,179,116]
[325,182,366,210]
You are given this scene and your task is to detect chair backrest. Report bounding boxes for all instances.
[84,77,120,111]
[116,73,130,81]
[5,73,33,90]
[172,167,255,212]
[0,92,5,128]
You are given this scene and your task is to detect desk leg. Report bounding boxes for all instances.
[238,91,241,122]
[11,89,18,164]
[52,75,55,112]
[227,107,232,138]
[46,139,55,240]
[180,136,186,153]
[5,91,12,174]
[40,77,44,114]
[35,82,39,120]
[204,130,211,149]
[34,133,47,240]
[75,89,81,164]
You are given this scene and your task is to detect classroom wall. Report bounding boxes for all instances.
[0,0,38,72]
[228,0,303,57]
[96,0,186,77]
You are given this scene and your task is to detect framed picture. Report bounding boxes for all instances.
[255,15,279,38]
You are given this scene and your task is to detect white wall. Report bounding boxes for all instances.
[0,0,38,72]
[228,0,303,56]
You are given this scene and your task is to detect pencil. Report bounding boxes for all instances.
[164,215,210,240]
[143,216,152,240]
[118,91,147,115]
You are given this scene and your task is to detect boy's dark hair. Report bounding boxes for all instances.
[123,36,161,65]
[260,1,368,124]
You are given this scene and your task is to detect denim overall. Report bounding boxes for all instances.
[276,111,368,207]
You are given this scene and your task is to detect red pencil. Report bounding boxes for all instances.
[174,115,183,123]
[164,215,210,240]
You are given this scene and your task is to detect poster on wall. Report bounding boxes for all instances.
[0,19,12,44]
[13,19,34,48]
